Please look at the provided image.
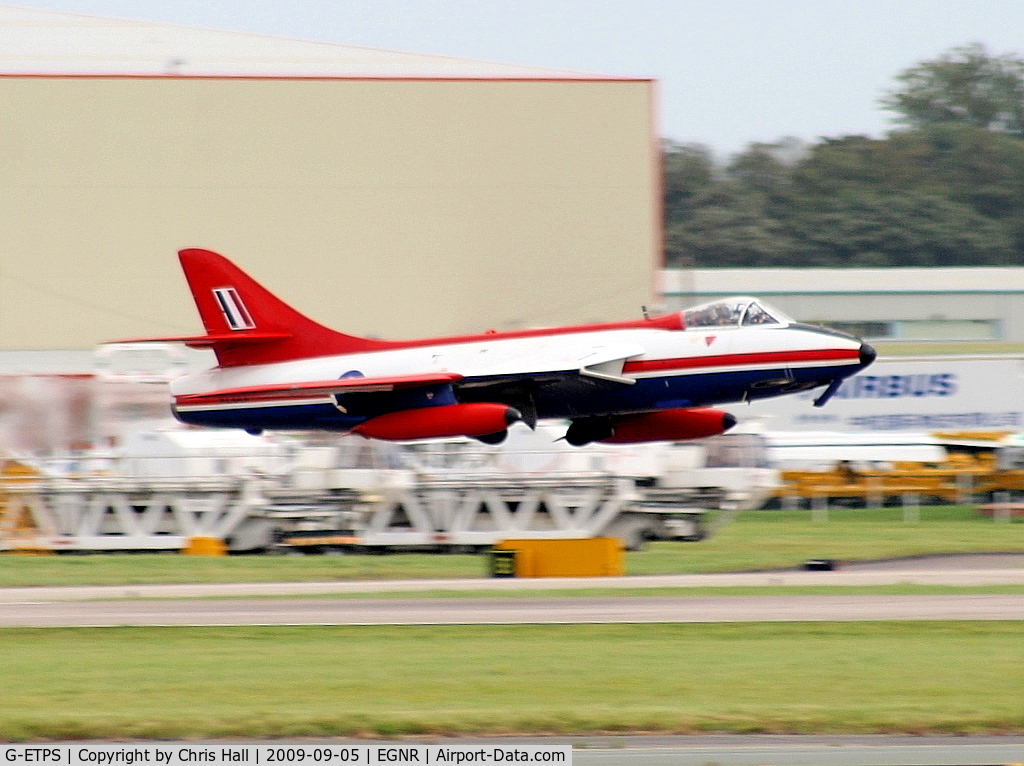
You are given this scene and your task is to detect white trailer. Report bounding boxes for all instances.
[273,426,775,551]
[2,424,776,553]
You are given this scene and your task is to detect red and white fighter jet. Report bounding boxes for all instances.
[130,248,875,445]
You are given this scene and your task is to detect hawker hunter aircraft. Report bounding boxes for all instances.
[129,248,876,445]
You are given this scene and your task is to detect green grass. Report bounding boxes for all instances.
[0,551,486,587]
[1,506,1020,587]
[629,505,1024,575]
[2,623,1022,740]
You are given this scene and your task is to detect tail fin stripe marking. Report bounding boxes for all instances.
[213,287,256,331]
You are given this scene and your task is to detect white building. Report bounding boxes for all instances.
[0,6,658,351]
[660,268,1024,344]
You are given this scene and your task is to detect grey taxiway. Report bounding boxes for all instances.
[2,557,1024,627]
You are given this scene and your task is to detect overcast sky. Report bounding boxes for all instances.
[10,0,1024,156]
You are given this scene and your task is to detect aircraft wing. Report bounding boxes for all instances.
[174,372,464,406]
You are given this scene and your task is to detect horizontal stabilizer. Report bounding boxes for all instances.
[118,330,292,349]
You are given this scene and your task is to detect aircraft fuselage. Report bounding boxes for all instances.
[170,320,872,433]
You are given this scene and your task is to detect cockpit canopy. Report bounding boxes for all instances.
[682,297,791,330]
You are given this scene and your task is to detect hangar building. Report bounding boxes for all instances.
[0,6,659,354]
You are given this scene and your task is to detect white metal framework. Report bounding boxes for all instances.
[0,476,266,552]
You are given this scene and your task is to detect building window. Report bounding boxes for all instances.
[821,321,891,339]
[893,320,999,341]
[817,319,999,341]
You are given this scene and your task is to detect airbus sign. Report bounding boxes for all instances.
[739,355,1024,432]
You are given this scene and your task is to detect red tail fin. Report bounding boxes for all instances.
[173,248,385,367]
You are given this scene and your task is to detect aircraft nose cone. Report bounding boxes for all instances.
[859,343,877,367]
[722,412,737,431]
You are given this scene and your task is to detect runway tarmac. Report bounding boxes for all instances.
[2,557,1023,627]
[89,736,1019,766]
[570,734,1024,765]
[5,592,1024,627]
[2,552,1024,603]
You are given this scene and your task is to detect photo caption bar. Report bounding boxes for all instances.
[3,745,571,766]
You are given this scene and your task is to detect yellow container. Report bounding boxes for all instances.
[182,536,228,556]
[493,537,623,578]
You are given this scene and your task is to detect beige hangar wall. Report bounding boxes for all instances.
[0,75,658,350]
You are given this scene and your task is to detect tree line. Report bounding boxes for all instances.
[664,43,1024,268]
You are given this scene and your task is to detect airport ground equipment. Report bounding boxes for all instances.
[0,468,709,553]
[0,452,679,554]
[491,537,624,577]
[0,460,50,553]
[262,430,755,551]
[273,473,709,552]
[770,445,1024,508]
[359,475,634,550]
[0,425,772,553]
[0,472,270,553]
